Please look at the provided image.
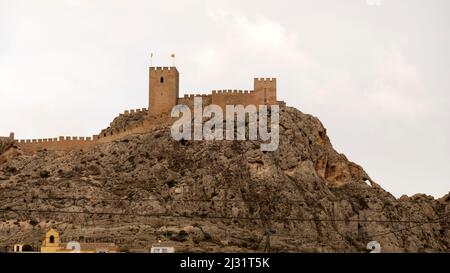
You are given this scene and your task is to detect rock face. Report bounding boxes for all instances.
[0,106,448,253]
[0,137,13,155]
[100,109,149,136]
[0,137,15,165]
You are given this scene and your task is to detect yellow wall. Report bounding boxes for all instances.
[40,228,62,253]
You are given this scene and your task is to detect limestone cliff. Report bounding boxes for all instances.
[0,106,448,253]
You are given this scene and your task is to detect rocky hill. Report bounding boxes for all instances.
[0,106,448,253]
[0,138,13,155]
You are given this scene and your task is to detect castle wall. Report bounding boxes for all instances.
[172,78,277,114]
[121,108,148,116]
[210,78,277,111]
[13,113,175,154]
[176,88,277,112]
[211,90,253,110]
[16,137,97,153]
[148,69,277,117]
[177,94,212,109]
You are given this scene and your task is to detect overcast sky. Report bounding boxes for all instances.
[0,0,449,198]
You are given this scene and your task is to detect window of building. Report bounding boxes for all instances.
[49,235,55,244]
[160,77,164,83]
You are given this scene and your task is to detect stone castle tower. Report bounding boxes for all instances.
[148,67,179,115]
[254,78,277,105]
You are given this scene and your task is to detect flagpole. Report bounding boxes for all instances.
[171,53,175,66]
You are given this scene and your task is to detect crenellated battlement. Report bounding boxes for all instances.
[182,94,211,99]
[207,76,277,109]
[122,108,148,115]
[15,135,97,153]
[17,137,94,143]
[254,77,276,82]
[173,74,277,112]
[150,66,177,71]
[212,90,253,94]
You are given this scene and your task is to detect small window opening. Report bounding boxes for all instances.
[160,77,164,83]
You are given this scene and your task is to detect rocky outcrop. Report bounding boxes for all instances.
[0,106,448,253]
[100,110,148,136]
[0,137,15,165]
[0,137,13,155]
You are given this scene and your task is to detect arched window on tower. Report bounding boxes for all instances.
[49,235,55,244]
[160,77,164,83]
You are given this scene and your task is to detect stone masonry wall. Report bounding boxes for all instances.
[149,67,179,115]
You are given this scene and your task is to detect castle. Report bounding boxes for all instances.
[2,66,279,154]
[149,67,277,114]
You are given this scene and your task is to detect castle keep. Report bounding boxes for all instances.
[2,66,279,153]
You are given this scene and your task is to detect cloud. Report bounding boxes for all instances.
[190,8,431,126]
[189,8,317,88]
[66,0,81,7]
[364,46,430,121]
